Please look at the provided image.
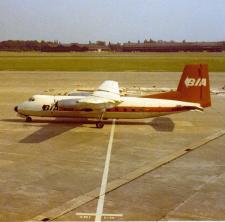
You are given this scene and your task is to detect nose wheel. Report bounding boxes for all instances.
[25,116,32,122]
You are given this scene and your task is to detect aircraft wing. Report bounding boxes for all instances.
[77,80,121,109]
[57,81,122,110]
[93,80,120,101]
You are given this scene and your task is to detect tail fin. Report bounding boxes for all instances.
[143,64,211,107]
[177,64,211,107]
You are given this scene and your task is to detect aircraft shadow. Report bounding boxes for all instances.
[1,117,174,144]
[151,117,175,132]
[1,118,82,143]
[19,123,82,143]
[104,117,175,132]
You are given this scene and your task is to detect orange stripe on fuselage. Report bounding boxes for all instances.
[106,106,194,112]
[57,106,196,113]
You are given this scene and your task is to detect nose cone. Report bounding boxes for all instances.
[14,106,18,112]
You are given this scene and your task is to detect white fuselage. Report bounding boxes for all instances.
[16,95,202,120]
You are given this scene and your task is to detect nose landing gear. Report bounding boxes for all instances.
[25,116,32,122]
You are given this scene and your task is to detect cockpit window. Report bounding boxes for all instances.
[28,97,35,102]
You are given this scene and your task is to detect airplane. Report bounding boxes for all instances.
[14,64,211,128]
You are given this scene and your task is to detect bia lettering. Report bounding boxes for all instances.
[184,77,207,87]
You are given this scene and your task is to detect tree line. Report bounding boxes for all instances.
[0,40,87,52]
[0,40,224,52]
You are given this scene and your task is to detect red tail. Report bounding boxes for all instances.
[143,64,211,107]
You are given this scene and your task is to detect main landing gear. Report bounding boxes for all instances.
[25,116,32,122]
[96,111,105,128]
[96,121,104,128]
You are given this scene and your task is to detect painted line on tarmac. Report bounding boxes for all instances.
[76,212,123,221]
[95,119,116,222]
[29,129,225,222]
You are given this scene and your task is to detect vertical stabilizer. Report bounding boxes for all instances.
[177,64,211,107]
[142,64,211,108]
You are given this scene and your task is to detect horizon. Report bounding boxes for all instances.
[1,39,225,44]
[1,0,225,43]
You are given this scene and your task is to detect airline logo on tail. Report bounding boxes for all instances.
[184,77,207,87]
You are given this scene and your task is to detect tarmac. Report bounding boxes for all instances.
[0,71,225,221]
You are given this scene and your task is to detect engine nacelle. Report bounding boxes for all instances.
[57,99,103,111]
[57,98,118,111]
[57,99,81,109]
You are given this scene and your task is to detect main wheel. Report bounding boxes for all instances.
[96,121,104,129]
[25,116,32,122]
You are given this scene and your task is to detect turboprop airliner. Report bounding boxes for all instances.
[14,64,211,128]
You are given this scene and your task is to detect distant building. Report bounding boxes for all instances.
[121,41,225,52]
[78,43,110,51]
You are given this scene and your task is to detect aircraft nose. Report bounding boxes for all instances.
[14,106,18,112]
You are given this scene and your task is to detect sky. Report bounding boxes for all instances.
[0,0,225,43]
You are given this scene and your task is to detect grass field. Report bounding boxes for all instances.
[0,51,225,72]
